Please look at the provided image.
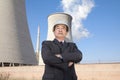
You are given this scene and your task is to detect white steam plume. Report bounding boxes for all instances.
[61,0,94,40]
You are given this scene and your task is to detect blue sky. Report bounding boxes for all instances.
[25,0,120,63]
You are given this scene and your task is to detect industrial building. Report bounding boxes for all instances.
[0,0,37,67]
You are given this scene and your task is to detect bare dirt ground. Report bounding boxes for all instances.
[0,63,120,80]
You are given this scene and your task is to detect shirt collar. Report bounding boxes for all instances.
[54,38,64,42]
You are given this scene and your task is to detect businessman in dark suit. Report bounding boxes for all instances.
[41,23,82,80]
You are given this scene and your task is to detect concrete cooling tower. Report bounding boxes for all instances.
[47,13,73,42]
[0,0,37,66]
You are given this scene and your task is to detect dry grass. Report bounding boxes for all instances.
[0,74,37,80]
[0,72,10,80]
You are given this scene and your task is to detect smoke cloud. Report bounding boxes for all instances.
[61,0,94,40]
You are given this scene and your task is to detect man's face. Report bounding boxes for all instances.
[53,24,68,39]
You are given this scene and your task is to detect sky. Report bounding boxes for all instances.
[25,0,120,63]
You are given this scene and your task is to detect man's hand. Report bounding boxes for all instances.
[68,62,73,67]
[55,54,62,59]
[55,54,74,67]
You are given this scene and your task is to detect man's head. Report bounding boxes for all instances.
[53,24,68,40]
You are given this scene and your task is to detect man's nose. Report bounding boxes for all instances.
[59,29,62,31]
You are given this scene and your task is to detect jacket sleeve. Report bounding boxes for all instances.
[62,43,82,63]
[41,41,69,70]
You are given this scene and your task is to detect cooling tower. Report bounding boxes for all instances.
[0,0,37,66]
[47,13,73,42]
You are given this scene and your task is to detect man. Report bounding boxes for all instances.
[41,23,82,80]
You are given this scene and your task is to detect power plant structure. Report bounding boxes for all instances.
[35,25,44,65]
[47,13,73,42]
[35,26,40,63]
[0,0,37,67]
[0,0,73,66]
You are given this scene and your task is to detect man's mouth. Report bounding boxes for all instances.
[58,33,63,34]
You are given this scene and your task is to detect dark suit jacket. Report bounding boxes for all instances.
[41,39,82,80]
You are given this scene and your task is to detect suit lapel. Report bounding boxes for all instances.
[61,41,68,53]
[53,39,68,53]
[53,39,61,47]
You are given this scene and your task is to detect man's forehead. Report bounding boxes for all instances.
[55,24,67,27]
